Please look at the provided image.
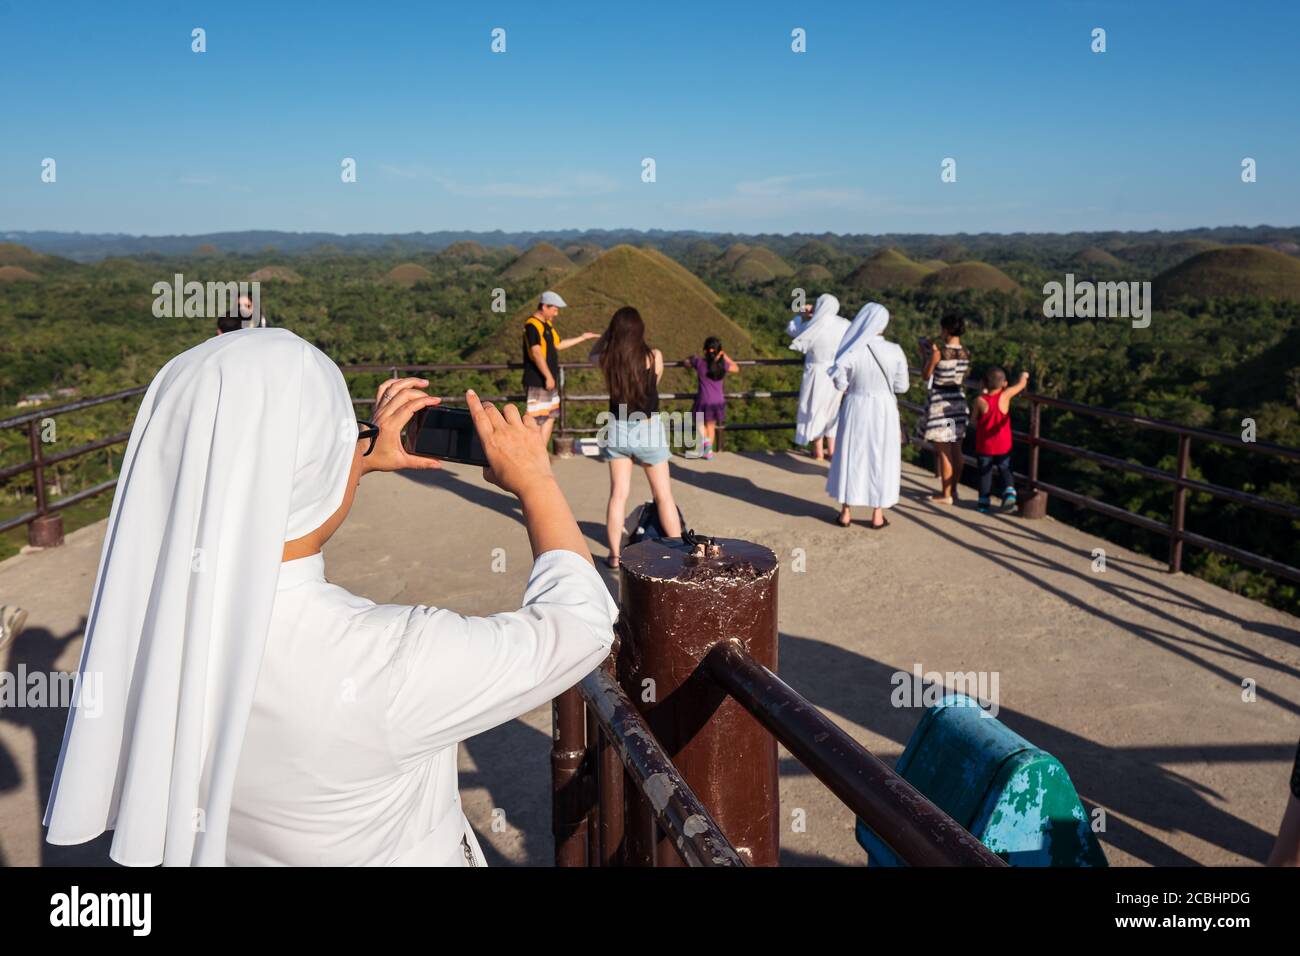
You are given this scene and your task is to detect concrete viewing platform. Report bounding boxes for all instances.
[2,451,1298,866]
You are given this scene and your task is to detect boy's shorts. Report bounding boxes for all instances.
[526,387,560,420]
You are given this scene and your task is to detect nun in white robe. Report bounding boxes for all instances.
[825,303,910,512]
[787,294,850,445]
[42,328,617,866]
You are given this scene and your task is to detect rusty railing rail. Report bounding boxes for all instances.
[573,662,744,867]
[5,358,1297,590]
[898,367,1300,582]
[703,640,1005,867]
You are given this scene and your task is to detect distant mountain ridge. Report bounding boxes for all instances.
[6,226,1299,263]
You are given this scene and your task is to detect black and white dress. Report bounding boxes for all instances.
[917,344,971,443]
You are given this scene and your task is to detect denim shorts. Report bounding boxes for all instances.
[602,414,671,466]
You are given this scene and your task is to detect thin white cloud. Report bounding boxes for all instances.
[435,172,621,199]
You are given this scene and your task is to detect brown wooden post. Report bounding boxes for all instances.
[1169,434,1192,573]
[1019,399,1048,519]
[550,687,588,866]
[27,419,63,547]
[617,536,780,866]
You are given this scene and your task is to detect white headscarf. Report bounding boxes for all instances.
[789,293,841,354]
[43,328,359,866]
[827,302,890,381]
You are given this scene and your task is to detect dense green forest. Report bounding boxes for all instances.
[1,232,1297,614]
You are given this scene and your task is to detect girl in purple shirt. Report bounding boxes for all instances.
[686,337,740,459]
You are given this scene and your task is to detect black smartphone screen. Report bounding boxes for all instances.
[409,407,489,466]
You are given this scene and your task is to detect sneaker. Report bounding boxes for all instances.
[977,498,991,514]
[1002,489,1018,510]
[0,606,29,653]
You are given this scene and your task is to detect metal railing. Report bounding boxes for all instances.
[554,539,1007,868]
[0,386,148,541]
[899,376,1300,582]
[3,358,1296,590]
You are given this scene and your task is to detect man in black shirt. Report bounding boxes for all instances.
[522,291,597,450]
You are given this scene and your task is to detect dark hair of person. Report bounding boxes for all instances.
[597,307,652,410]
[703,336,725,381]
[984,366,1008,390]
[940,313,965,337]
[216,315,243,334]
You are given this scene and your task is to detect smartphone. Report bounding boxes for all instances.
[403,406,490,467]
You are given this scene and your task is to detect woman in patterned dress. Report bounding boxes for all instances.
[917,313,971,503]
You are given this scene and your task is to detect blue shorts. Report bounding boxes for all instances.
[602,414,671,466]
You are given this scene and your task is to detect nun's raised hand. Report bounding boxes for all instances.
[466,389,553,499]
[363,377,442,474]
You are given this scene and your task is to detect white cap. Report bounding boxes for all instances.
[539,291,567,308]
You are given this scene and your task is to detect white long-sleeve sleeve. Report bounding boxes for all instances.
[386,549,617,765]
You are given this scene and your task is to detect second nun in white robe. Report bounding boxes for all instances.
[787,293,850,444]
[42,328,617,867]
[825,303,910,508]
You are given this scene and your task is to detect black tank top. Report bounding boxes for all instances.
[609,361,659,416]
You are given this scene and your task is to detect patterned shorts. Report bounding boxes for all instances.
[525,387,560,420]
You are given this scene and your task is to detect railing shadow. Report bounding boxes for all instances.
[776,630,1283,865]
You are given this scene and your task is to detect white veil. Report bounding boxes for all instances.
[827,302,890,382]
[43,328,359,866]
[789,293,842,354]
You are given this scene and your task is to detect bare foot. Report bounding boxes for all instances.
[605,554,620,569]
[929,495,953,505]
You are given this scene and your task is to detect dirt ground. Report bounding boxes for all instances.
[2,451,1297,866]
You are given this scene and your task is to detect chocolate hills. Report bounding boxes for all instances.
[501,242,576,281]
[439,240,493,262]
[729,246,794,283]
[382,263,434,287]
[1154,245,1300,303]
[478,244,752,363]
[564,243,603,266]
[846,248,937,290]
[921,261,1020,293]
[247,266,303,283]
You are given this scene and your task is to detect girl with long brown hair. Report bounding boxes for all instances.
[591,306,683,567]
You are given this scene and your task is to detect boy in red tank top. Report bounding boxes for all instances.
[974,367,1030,513]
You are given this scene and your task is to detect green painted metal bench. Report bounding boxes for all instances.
[856,694,1107,866]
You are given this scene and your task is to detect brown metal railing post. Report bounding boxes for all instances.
[1019,398,1048,519]
[27,419,64,547]
[1170,434,1192,573]
[584,704,601,866]
[595,650,625,865]
[553,366,575,457]
[550,687,589,866]
[618,537,780,866]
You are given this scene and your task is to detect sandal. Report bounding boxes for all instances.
[836,514,852,528]
[870,518,890,530]
[605,555,620,569]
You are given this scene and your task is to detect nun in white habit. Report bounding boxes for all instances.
[42,328,617,866]
[787,293,851,460]
[825,303,910,529]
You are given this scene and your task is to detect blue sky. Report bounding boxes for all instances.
[1,0,1296,236]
